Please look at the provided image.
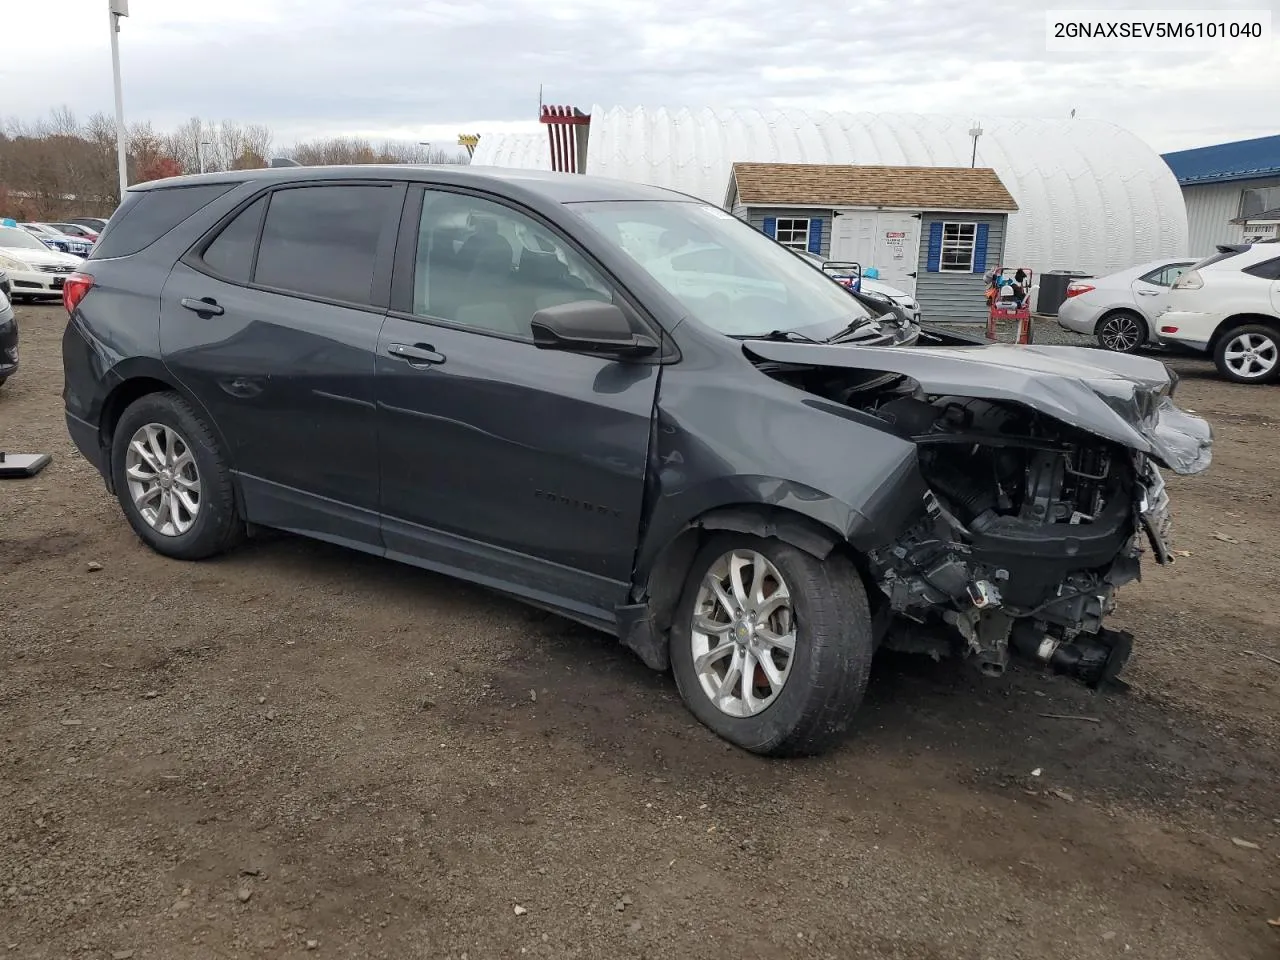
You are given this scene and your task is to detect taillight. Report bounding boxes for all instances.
[63,272,94,314]
[1065,283,1094,298]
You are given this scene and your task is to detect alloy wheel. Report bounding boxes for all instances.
[1222,332,1278,380]
[124,423,201,536]
[1098,314,1143,352]
[690,549,797,718]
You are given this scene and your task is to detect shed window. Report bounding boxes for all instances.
[774,218,811,250]
[939,222,978,272]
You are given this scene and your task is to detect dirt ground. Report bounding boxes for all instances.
[2,303,1278,960]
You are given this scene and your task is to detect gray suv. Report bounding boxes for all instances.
[62,166,1211,756]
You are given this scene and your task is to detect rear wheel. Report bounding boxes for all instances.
[1213,324,1280,384]
[669,534,874,757]
[110,392,244,560]
[1095,311,1147,353]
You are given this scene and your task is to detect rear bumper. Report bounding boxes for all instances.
[1056,298,1098,335]
[66,411,107,478]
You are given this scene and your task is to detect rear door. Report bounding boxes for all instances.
[160,180,404,548]
[375,185,660,619]
[1131,261,1193,321]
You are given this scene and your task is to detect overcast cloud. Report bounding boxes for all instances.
[2,0,1274,153]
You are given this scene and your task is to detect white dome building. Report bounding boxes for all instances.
[472,106,1188,282]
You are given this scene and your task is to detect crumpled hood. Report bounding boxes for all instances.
[743,340,1213,474]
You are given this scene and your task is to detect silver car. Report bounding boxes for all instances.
[1057,258,1195,352]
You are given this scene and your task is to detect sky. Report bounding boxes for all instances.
[1,0,1275,155]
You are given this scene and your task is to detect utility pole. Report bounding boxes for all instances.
[108,0,130,202]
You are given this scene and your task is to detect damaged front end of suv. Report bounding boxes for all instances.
[745,340,1213,689]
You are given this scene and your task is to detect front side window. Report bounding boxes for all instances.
[409,190,613,338]
[253,185,394,306]
[774,218,811,250]
[574,200,873,339]
[940,222,977,272]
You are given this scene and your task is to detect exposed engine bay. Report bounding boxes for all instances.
[763,361,1186,689]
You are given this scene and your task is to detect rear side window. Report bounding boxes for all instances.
[1243,257,1280,280]
[253,185,394,306]
[1139,262,1193,286]
[200,197,266,283]
[90,183,237,260]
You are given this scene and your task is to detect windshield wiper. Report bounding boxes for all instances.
[738,329,818,343]
[823,314,880,343]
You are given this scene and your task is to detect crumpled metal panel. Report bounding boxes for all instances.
[740,338,1213,475]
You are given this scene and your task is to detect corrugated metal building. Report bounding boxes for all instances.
[472,106,1188,280]
[1162,134,1280,255]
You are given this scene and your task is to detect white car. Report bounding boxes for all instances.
[1057,257,1196,352]
[0,225,84,300]
[795,250,922,322]
[1156,241,1280,384]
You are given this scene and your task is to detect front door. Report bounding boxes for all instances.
[376,186,659,621]
[830,211,920,294]
[161,181,403,548]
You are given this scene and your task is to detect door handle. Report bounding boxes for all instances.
[388,342,445,366]
[1136,290,1159,296]
[180,296,224,316]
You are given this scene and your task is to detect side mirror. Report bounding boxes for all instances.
[530,300,659,358]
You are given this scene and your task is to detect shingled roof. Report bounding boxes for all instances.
[729,163,1018,212]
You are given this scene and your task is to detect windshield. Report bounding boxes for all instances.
[573,200,873,338]
[0,226,52,251]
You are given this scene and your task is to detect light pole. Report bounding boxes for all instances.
[198,140,212,174]
[108,0,129,202]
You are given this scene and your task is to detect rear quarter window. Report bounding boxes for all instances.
[1243,257,1280,280]
[90,183,239,260]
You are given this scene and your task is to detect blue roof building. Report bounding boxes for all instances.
[1162,134,1280,253]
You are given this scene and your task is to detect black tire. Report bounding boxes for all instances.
[1094,310,1147,353]
[669,534,874,757]
[109,391,244,560]
[1213,324,1280,385]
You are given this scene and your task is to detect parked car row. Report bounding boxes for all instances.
[0,223,93,301]
[1059,240,1280,384]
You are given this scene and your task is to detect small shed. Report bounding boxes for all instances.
[726,163,1019,322]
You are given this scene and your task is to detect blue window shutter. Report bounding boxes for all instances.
[973,223,989,273]
[926,222,943,272]
[807,218,823,254]
[762,216,776,238]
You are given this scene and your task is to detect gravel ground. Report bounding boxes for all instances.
[2,303,1278,960]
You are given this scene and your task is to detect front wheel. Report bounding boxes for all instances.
[1213,324,1280,384]
[669,534,874,757]
[1095,311,1147,353]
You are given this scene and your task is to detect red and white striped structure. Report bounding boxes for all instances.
[539,105,591,174]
